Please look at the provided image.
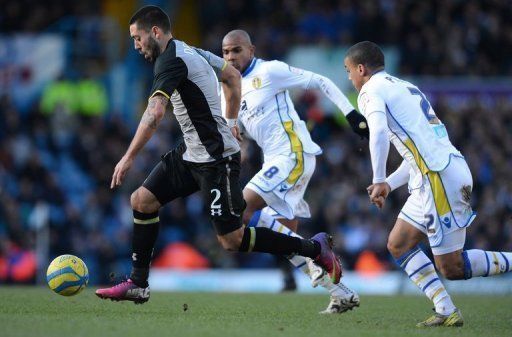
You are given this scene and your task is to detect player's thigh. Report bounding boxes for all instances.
[429,156,475,228]
[194,153,246,236]
[142,143,200,206]
[245,153,314,220]
[243,187,267,212]
[421,157,474,253]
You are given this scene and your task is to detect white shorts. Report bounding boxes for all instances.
[246,152,316,220]
[398,155,477,255]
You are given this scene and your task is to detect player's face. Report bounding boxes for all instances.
[344,57,365,92]
[130,24,161,63]
[222,42,254,73]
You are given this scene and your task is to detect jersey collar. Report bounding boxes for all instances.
[242,58,257,77]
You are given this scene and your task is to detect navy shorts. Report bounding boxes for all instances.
[143,142,245,235]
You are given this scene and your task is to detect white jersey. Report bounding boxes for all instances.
[222,58,322,160]
[358,71,461,182]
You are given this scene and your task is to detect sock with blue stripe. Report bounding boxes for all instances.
[462,250,512,278]
[395,246,455,316]
[247,210,316,276]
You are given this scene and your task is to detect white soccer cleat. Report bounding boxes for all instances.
[307,258,326,288]
[319,282,360,314]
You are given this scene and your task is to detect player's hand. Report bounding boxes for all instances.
[231,125,243,143]
[111,155,134,189]
[367,182,391,209]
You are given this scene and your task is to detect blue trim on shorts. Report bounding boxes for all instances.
[461,251,472,280]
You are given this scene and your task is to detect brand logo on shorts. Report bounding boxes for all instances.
[279,184,289,192]
[442,217,451,228]
[211,209,222,216]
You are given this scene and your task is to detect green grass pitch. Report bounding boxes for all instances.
[1,287,511,337]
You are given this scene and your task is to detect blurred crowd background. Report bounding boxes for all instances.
[1,0,511,285]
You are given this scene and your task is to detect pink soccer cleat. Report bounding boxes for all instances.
[311,232,342,284]
[95,279,150,304]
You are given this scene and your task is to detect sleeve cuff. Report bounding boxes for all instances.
[372,177,387,184]
[150,90,171,100]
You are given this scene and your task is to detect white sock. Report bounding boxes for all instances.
[396,247,456,316]
[462,250,512,278]
[316,274,355,296]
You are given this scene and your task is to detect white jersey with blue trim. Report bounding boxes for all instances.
[358,71,461,178]
[222,58,322,160]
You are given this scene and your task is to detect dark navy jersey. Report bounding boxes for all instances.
[150,39,239,162]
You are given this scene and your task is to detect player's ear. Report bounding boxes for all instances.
[249,44,256,57]
[357,64,365,75]
[151,26,159,38]
[360,64,371,76]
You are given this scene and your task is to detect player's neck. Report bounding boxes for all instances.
[240,57,255,75]
[159,34,173,53]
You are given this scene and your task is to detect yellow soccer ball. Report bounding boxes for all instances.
[46,255,89,296]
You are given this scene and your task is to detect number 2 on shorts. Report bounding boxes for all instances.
[210,189,222,216]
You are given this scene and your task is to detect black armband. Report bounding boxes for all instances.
[346,109,369,139]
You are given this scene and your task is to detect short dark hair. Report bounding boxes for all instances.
[346,41,385,69]
[129,6,171,33]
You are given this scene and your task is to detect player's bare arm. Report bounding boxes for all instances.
[221,63,242,141]
[111,94,169,188]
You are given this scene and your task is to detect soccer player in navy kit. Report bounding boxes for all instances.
[96,6,341,303]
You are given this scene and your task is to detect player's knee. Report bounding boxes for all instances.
[130,188,159,213]
[386,238,403,258]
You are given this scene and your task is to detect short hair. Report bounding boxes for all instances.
[346,41,385,69]
[129,6,171,33]
[223,29,252,45]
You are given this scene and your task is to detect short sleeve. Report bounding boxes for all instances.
[266,60,314,90]
[193,47,227,71]
[357,89,386,118]
[150,57,188,99]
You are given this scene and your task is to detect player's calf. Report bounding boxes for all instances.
[434,252,466,280]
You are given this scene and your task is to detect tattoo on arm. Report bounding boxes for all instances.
[141,95,168,129]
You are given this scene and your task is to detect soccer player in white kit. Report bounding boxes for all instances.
[344,41,512,327]
[197,30,368,313]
